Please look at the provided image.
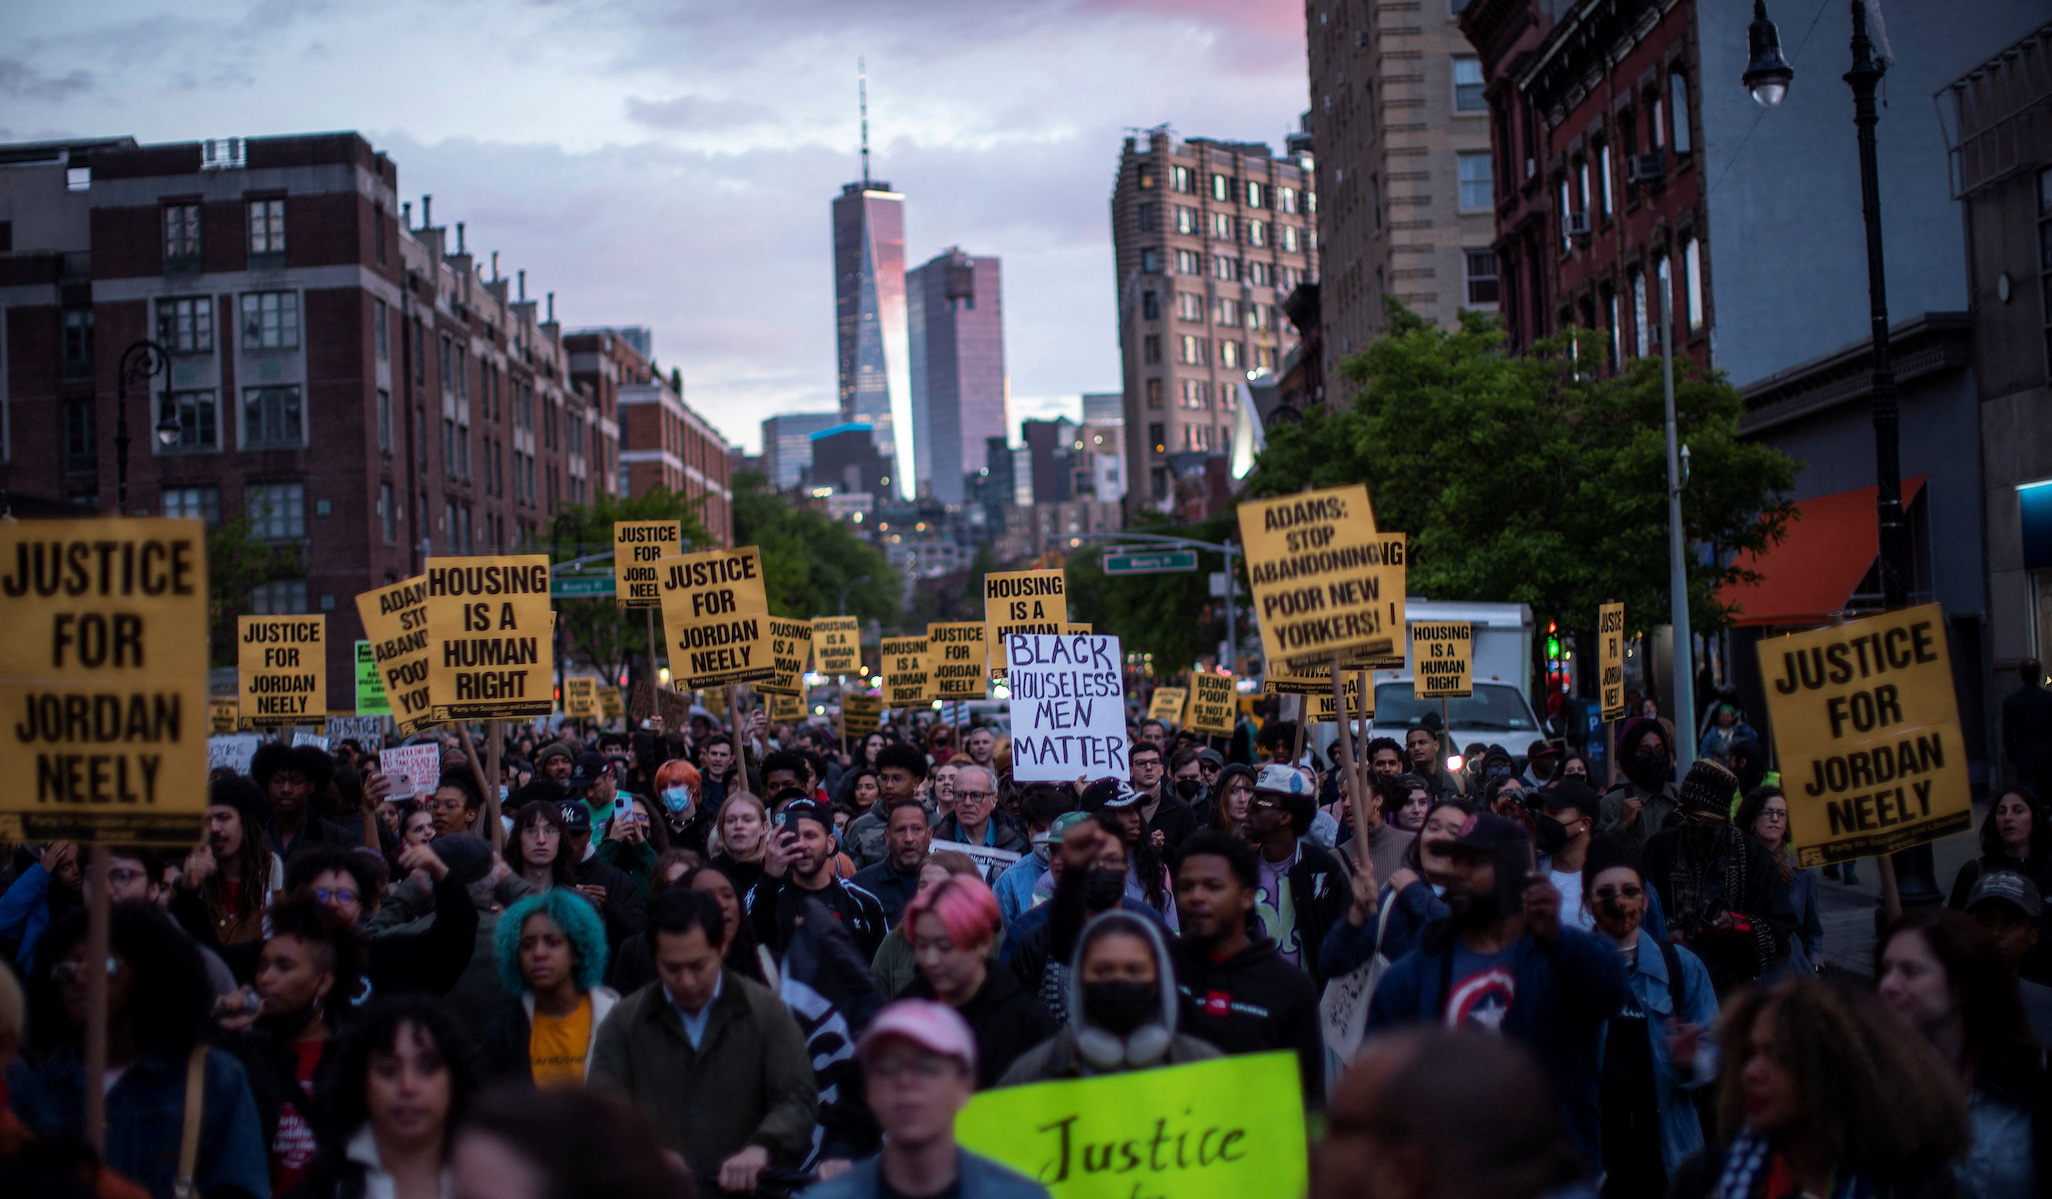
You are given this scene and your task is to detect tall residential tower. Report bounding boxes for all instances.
[907,247,1006,504]
[831,68,911,497]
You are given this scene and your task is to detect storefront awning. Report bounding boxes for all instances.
[1717,477,1925,627]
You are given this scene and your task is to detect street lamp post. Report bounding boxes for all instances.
[114,339,181,514]
[1744,0,1941,906]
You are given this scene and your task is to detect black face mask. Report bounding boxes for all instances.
[1446,883,1503,928]
[1175,778,1204,801]
[1082,980,1157,1035]
[1532,813,1569,855]
[1628,745,1670,788]
[1083,867,1127,911]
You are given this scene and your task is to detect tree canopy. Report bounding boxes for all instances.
[730,471,901,629]
[541,486,716,684]
[1244,303,1799,643]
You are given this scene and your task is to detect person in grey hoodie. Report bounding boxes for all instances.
[996,908,1221,1086]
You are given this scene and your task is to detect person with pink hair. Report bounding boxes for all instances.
[650,758,714,858]
[901,874,1055,1088]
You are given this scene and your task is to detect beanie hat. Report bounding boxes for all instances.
[535,741,579,768]
[433,833,494,887]
[1677,759,1739,819]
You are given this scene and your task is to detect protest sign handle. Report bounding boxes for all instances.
[1332,663,1370,845]
[1355,669,1372,768]
[83,844,110,1153]
[484,719,504,852]
[1877,853,1903,922]
[1290,694,1307,766]
[729,685,750,796]
[460,722,496,848]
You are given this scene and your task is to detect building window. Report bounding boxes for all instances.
[249,579,308,614]
[1605,286,1623,371]
[1454,57,1486,112]
[1138,203,1157,232]
[1669,72,1692,155]
[1576,158,1591,217]
[1459,152,1493,211]
[374,298,389,359]
[247,482,306,540]
[1463,251,1500,305]
[243,386,303,447]
[248,198,286,255]
[1370,176,1383,231]
[1179,335,1207,365]
[1283,225,1302,253]
[1146,378,1164,408]
[1682,236,1705,330]
[163,203,201,266]
[1211,174,1231,202]
[162,486,220,525]
[1140,248,1162,274]
[1142,290,1160,320]
[1143,335,1162,364]
[1279,186,1298,214]
[1248,261,1272,288]
[1630,269,1650,357]
[1558,179,1573,252]
[1180,379,1209,408]
[240,292,300,349]
[163,390,218,450]
[380,482,396,544]
[1215,254,1241,281]
[374,204,387,265]
[1597,141,1614,217]
[1168,166,1190,193]
[1177,292,1204,322]
[1218,340,1242,369]
[1208,211,1231,241]
[62,308,93,376]
[1246,219,1267,247]
[377,388,393,453]
[1246,180,1266,208]
[1176,248,1202,275]
[1175,206,1197,235]
[156,297,213,353]
[1215,297,1240,326]
[2040,166,2052,373]
[64,397,95,469]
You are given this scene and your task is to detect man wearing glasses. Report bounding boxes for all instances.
[934,765,1030,882]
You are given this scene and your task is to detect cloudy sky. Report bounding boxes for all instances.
[5,0,1311,453]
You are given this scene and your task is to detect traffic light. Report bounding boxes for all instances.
[1545,621,1561,661]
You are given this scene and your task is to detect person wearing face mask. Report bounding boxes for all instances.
[1244,765,1350,984]
[1580,837,1718,1198]
[992,788,1076,925]
[1643,760,1794,997]
[648,759,715,860]
[1366,812,1630,1170]
[1153,746,1206,850]
[1598,716,1681,855]
[1533,782,1600,932]
[997,907,1221,1086]
[1006,812,1169,1022]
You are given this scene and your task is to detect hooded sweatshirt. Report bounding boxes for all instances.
[994,910,1222,1087]
[1173,934,1324,1105]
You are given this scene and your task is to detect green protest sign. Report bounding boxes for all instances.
[354,640,391,715]
[954,1053,1305,1199]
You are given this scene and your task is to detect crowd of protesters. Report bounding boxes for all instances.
[0,687,2047,1199]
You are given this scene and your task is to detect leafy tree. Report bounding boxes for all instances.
[730,471,900,627]
[1245,302,1798,651]
[207,516,306,666]
[540,487,714,684]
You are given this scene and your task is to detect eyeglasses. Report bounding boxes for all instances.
[867,1051,956,1080]
[954,790,996,803]
[52,958,122,987]
[1760,810,1788,822]
[314,887,360,905]
[1592,885,1644,902]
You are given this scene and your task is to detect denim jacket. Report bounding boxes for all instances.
[7,1043,271,1199]
[801,1148,1051,1199]
[1598,928,1719,1176]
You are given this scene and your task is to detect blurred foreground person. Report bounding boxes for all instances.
[452,1087,691,1199]
[1314,1027,1585,1199]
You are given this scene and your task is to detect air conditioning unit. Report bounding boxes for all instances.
[1564,210,1591,237]
[1627,151,1665,183]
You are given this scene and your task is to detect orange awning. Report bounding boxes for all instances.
[1717,477,1925,627]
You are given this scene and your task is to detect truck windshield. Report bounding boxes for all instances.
[1373,682,1537,733]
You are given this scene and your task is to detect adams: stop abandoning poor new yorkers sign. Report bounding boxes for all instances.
[955,1052,1306,1199]
[1005,632,1127,782]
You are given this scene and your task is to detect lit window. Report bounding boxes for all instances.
[1683,237,1704,330]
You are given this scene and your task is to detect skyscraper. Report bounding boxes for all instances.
[760,412,841,491]
[831,67,911,497]
[907,247,1007,505]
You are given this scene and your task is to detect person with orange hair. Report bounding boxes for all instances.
[902,873,1055,1088]
[649,758,714,859]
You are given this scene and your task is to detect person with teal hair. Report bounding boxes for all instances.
[480,889,620,1087]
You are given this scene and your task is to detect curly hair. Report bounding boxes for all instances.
[30,902,210,1058]
[494,889,610,997]
[309,993,478,1159]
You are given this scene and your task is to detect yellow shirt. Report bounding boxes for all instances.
[529,994,593,1088]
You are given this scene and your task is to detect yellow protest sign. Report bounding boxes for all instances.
[985,570,1067,680]
[565,676,599,718]
[238,614,327,728]
[0,517,210,845]
[840,693,883,738]
[770,691,805,723]
[355,575,434,736]
[813,616,862,677]
[1598,602,1626,722]
[1238,485,1406,669]
[928,622,987,700]
[210,696,239,734]
[598,685,623,720]
[1758,603,1972,866]
[424,556,555,721]
[1147,687,1187,725]
[1411,622,1473,699]
[1186,672,1236,736]
[1309,674,1372,723]
[1062,622,1093,635]
[762,618,814,695]
[614,520,681,609]
[882,636,930,706]
[954,1052,1306,1199]
[657,547,774,689]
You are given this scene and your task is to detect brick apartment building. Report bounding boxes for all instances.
[566,325,732,543]
[0,131,731,708]
[1111,130,1319,518]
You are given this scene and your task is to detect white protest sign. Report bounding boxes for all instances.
[948,842,1022,886]
[292,731,330,752]
[379,743,445,800]
[1005,633,1128,782]
[323,716,387,752]
[207,734,264,777]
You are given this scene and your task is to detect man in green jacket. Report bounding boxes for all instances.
[589,887,817,1192]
